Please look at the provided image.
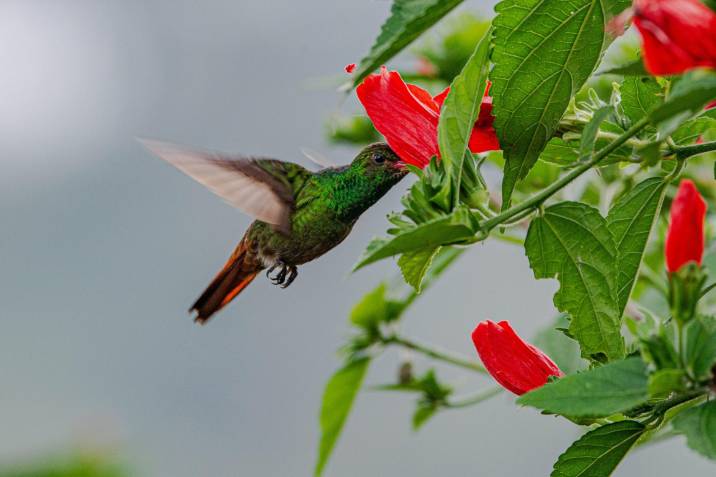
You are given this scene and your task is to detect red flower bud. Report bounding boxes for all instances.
[632,0,716,75]
[471,320,563,395]
[665,180,707,273]
[344,63,356,74]
[356,67,499,168]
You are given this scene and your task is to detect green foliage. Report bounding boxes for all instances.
[525,202,623,361]
[672,113,716,145]
[673,400,716,460]
[354,207,478,271]
[398,247,440,292]
[599,58,649,76]
[315,358,371,476]
[606,177,667,314]
[350,283,392,330]
[647,369,687,398]
[375,369,453,430]
[620,77,663,125]
[437,27,491,206]
[327,0,716,473]
[326,115,380,145]
[578,106,614,161]
[414,13,490,82]
[684,314,716,381]
[491,0,630,205]
[551,420,645,477]
[517,358,649,418]
[349,0,463,87]
[533,314,585,375]
[0,456,125,477]
[649,70,716,136]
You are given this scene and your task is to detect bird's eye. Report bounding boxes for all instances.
[372,153,386,164]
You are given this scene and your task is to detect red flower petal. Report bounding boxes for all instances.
[433,87,450,108]
[665,180,707,273]
[356,67,440,168]
[344,63,356,74]
[633,0,716,75]
[356,69,500,168]
[471,320,563,395]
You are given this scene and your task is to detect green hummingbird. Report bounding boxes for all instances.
[142,140,407,324]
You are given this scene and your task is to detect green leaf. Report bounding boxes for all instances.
[649,70,716,136]
[533,314,585,375]
[349,0,463,87]
[492,0,630,205]
[517,358,649,418]
[354,207,477,270]
[647,369,686,398]
[599,58,649,76]
[315,358,371,476]
[412,403,438,430]
[350,283,390,329]
[525,202,624,361]
[672,113,716,145]
[620,77,663,123]
[551,420,645,477]
[606,177,667,315]
[540,137,632,166]
[673,400,716,460]
[437,28,491,206]
[579,107,613,160]
[398,247,440,292]
[684,314,716,381]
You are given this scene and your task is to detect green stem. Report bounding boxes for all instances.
[699,281,716,299]
[382,335,487,374]
[481,117,651,232]
[672,140,716,160]
[443,386,503,408]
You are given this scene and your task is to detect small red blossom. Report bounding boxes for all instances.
[344,63,356,74]
[416,56,438,77]
[356,67,499,168]
[665,180,707,273]
[471,320,563,396]
[632,0,716,75]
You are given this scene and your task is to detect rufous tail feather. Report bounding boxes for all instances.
[190,241,259,324]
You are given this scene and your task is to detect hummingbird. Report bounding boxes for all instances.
[142,140,407,324]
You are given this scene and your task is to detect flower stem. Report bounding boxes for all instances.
[381,335,487,374]
[672,140,716,160]
[443,386,503,408]
[481,117,651,232]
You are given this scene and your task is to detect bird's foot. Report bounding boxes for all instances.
[267,261,298,288]
[281,266,298,289]
[268,261,288,285]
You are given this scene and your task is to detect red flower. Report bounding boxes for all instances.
[356,67,498,168]
[471,320,563,396]
[665,180,707,273]
[344,63,356,74]
[632,0,716,75]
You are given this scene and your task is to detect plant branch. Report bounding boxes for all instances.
[672,140,716,160]
[381,334,487,374]
[481,117,651,232]
[444,386,503,408]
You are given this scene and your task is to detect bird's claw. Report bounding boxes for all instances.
[281,266,298,289]
[267,261,298,288]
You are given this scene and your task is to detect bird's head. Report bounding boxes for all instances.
[351,142,407,184]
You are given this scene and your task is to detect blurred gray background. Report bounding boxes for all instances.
[0,1,712,476]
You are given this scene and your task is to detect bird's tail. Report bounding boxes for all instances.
[191,240,260,324]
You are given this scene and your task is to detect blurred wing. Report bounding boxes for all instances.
[141,139,310,234]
